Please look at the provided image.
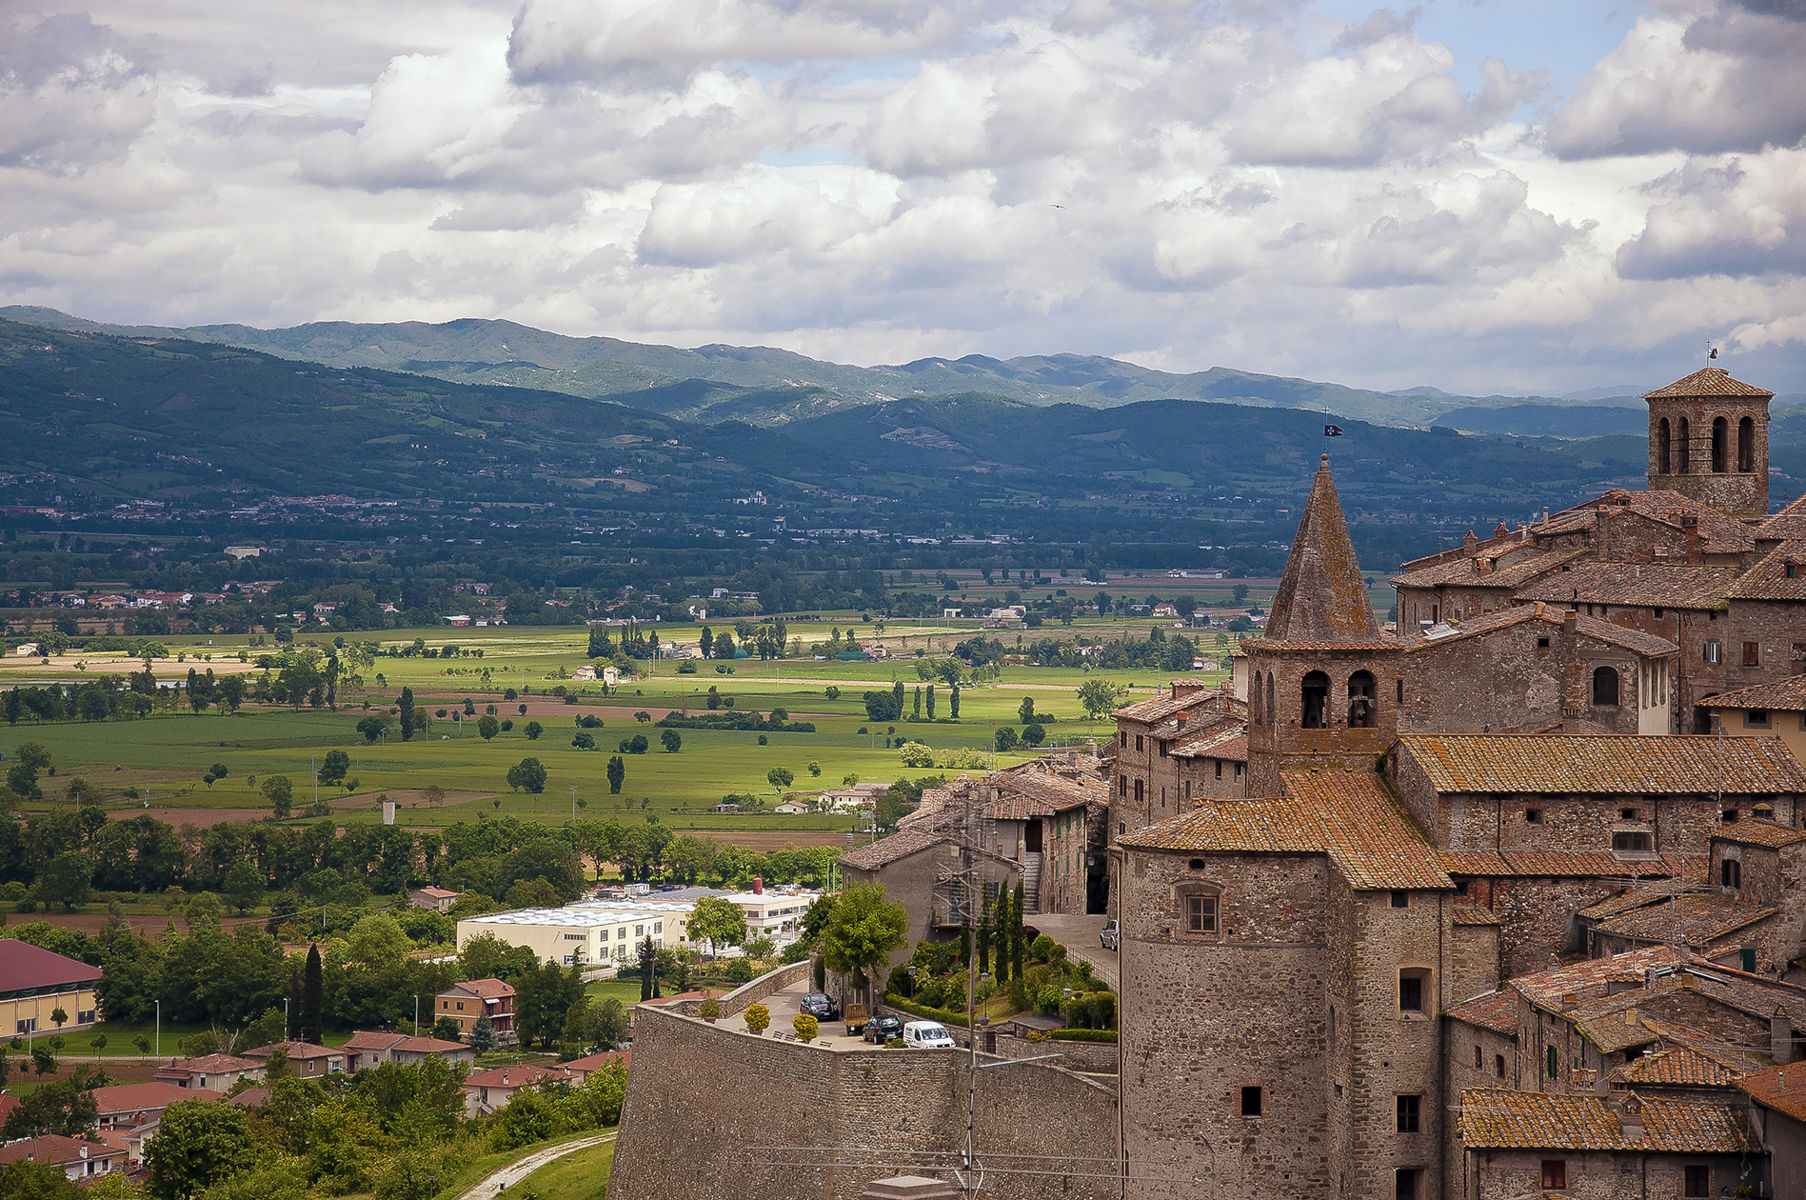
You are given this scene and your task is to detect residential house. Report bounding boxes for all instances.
[409,886,462,913]
[0,1136,126,1181]
[94,1082,224,1132]
[154,1053,265,1091]
[461,1064,581,1118]
[240,1040,347,1077]
[435,979,516,1042]
[341,1030,475,1071]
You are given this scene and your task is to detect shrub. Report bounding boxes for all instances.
[793,1013,818,1042]
[1035,984,1064,1016]
[743,1003,770,1034]
[1029,934,1056,962]
[698,997,721,1022]
[677,662,697,673]
[1049,1028,1118,1042]
[1091,991,1117,1030]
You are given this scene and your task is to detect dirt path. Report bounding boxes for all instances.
[455,1132,617,1200]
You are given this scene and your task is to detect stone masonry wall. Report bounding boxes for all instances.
[609,1002,1119,1200]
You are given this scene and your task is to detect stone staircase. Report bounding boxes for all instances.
[1021,852,1043,914]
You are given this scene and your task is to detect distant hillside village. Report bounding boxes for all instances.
[604,367,1806,1200]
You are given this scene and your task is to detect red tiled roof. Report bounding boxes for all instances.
[0,1136,122,1168]
[1611,1045,1746,1089]
[1439,850,1681,879]
[1508,946,1689,1009]
[243,1040,339,1060]
[1705,674,1806,713]
[1395,734,1806,794]
[1739,1062,1806,1123]
[1758,493,1806,542]
[93,1082,223,1115]
[1262,455,1385,645]
[839,828,952,871]
[1726,540,1806,602]
[1714,820,1806,849]
[1644,367,1774,400]
[559,1050,632,1074]
[156,1053,261,1075]
[1174,730,1247,762]
[1591,891,1775,946]
[464,1064,578,1089]
[1392,547,1587,591]
[0,939,103,995]
[1458,1088,1758,1153]
[1515,560,1738,610]
[444,978,515,1000]
[1404,604,1677,658]
[1452,906,1501,926]
[1122,772,1451,891]
[1446,989,1518,1034]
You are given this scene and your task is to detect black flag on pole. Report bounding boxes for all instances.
[1324,424,1343,437]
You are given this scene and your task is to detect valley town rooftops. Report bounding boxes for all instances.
[1445,989,1518,1033]
[1458,1088,1758,1154]
[1739,1062,1806,1124]
[1394,734,1806,794]
[1609,1045,1750,1090]
[1402,603,1678,657]
[1122,772,1450,891]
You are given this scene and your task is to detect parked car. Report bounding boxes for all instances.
[1100,919,1119,951]
[800,992,840,1021]
[903,1021,956,1049]
[863,1014,903,1044]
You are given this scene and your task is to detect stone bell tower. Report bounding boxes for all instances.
[1243,454,1401,795]
[1645,366,1774,519]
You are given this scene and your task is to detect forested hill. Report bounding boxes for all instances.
[3,304,1635,431]
[0,316,1686,576]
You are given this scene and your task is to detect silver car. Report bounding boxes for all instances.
[1100,919,1120,950]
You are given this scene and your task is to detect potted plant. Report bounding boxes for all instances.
[699,997,721,1023]
[793,1013,819,1043]
[744,1003,770,1035]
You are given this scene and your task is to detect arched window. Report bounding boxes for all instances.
[1347,670,1377,729]
[1721,858,1742,890]
[1265,673,1275,729]
[1656,418,1671,474]
[1738,417,1755,472]
[1592,666,1619,707]
[1301,671,1330,730]
[1678,417,1690,473]
[1712,417,1728,473]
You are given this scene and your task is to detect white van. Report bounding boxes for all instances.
[903,1021,956,1049]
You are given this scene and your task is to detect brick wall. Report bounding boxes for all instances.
[609,1003,1119,1200]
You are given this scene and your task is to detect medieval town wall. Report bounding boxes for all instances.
[609,1002,1119,1200]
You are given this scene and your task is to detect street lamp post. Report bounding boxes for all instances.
[155,999,161,1058]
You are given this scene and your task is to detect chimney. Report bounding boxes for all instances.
[501,1071,509,1085]
[1562,993,1580,1010]
[1564,610,1577,630]
[1494,522,1510,539]
[752,876,764,895]
[1645,966,1662,991]
[1774,1008,1795,1064]
[1464,530,1477,551]
[1613,1092,1645,1140]
[80,1146,89,1160]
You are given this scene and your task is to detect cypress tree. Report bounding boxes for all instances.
[912,686,922,719]
[398,686,415,741]
[996,889,1013,983]
[638,936,655,1003]
[1011,881,1026,984]
[950,685,961,719]
[926,685,935,719]
[891,680,904,719]
[976,897,991,976]
[301,943,324,1044]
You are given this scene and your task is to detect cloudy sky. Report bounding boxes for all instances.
[2,0,1802,395]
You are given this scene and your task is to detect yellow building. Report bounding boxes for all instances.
[1705,676,1806,766]
[0,939,102,1036]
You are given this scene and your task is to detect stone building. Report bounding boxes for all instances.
[1108,365,1806,1200]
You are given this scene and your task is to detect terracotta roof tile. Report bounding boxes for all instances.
[0,1136,122,1168]
[1395,733,1806,794]
[1439,850,1682,879]
[1705,675,1806,714]
[1758,493,1806,542]
[1643,367,1774,400]
[1458,1088,1758,1153]
[1122,772,1450,891]
[1171,728,1247,762]
[1726,539,1806,601]
[1392,547,1587,591]
[1591,891,1775,945]
[1508,946,1689,1009]
[1404,604,1677,658]
[839,828,951,871]
[1739,1062,1806,1123]
[1452,905,1502,926]
[1610,1045,1745,1089]
[1714,819,1806,848]
[1514,561,1739,610]
[1262,455,1384,645]
[1446,989,1518,1033]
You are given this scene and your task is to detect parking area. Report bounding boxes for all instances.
[758,977,888,1050]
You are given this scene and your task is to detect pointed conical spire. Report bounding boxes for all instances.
[1263,454,1381,644]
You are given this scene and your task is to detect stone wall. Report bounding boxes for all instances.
[610,999,1119,1200]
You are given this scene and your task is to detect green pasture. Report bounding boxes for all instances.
[0,619,1241,836]
[515,1138,616,1200]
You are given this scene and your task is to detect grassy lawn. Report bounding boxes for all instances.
[435,1131,611,1200]
[514,1139,616,1200]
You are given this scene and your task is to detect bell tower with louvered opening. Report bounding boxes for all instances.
[1646,367,1773,520]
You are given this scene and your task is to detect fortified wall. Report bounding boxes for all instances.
[609,978,1119,1200]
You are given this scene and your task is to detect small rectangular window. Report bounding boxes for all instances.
[1704,641,1722,664]
[1399,969,1427,1014]
[1135,734,1144,751]
[1494,1054,1506,1078]
[1396,1094,1421,1133]
[1744,642,1761,667]
[1395,1168,1419,1200]
[1525,808,1542,824]
[1684,1165,1709,1197]
[1390,891,1408,908]
[1240,1085,1262,1117]
[1541,1161,1567,1190]
[1536,636,1550,649]
[1612,831,1653,855]
[1187,894,1219,934]
[1473,1045,1482,1069]
[1746,709,1770,728]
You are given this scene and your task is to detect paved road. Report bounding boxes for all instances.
[457,1132,617,1200]
[1030,913,1117,990]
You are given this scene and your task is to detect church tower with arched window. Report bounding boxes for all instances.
[1244,455,1402,795]
[1646,367,1773,520]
